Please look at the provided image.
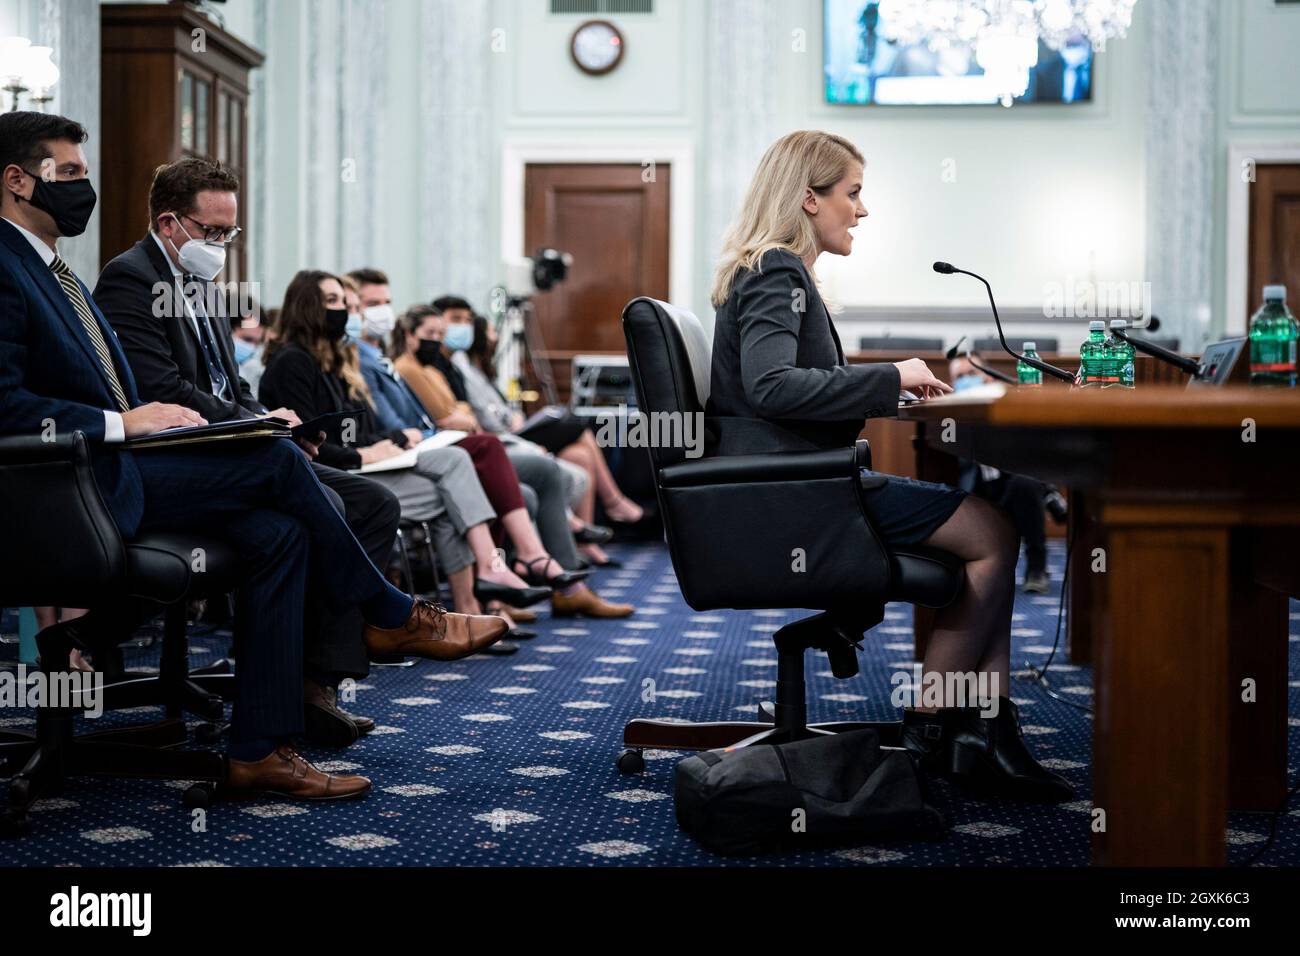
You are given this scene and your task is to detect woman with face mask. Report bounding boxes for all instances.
[260,271,590,640]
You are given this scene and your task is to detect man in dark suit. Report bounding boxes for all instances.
[0,112,506,799]
[94,156,398,749]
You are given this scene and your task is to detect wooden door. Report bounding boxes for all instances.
[1248,163,1300,315]
[523,163,670,402]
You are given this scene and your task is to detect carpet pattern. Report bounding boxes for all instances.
[2,539,1297,867]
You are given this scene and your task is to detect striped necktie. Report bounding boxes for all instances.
[49,254,131,412]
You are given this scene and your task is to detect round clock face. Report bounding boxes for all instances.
[571,20,624,76]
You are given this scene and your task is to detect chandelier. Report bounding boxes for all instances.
[876,0,1137,107]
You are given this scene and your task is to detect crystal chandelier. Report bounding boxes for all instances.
[876,0,1137,107]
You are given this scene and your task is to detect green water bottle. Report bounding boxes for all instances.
[1017,342,1043,387]
[1249,286,1298,387]
[1108,320,1136,388]
[1078,321,1107,387]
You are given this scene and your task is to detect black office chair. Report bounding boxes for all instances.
[616,299,965,773]
[973,336,1058,354]
[858,336,945,352]
[0,433,243,835]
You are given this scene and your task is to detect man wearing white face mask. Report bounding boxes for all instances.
[94,158,408,749]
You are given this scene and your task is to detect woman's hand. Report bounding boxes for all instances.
[358,440,403,465]
[893,359,953,400]
[439,410,478,432]
[403,428,425,447]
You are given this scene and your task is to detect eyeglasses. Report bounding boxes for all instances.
[175,212,242,246]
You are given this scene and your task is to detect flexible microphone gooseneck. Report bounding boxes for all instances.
[945,334,1020,385]
[933,262,1076,384]
[1110,327,1202,377]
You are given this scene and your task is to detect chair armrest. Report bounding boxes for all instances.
[0,431,127,606]
[0,432,84,465]
[660,440,872,488]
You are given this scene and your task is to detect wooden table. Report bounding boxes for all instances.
[901,386,1300,866]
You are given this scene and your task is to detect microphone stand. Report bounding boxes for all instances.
[934,263,1076,384]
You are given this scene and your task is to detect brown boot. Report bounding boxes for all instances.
[226,746,371,801]
[551,586,635,619]
[363,599,508,661]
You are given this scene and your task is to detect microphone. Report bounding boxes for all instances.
[932,262,1076,384]
[1110,323,1201,377]
[946,335,1019,385]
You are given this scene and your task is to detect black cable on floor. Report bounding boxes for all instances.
[1016,528,1093,714]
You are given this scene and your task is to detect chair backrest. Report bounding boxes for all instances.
[857,336,944,352]
[621,297,712,470]
[0,432,127,607]
[974,336,1059,353]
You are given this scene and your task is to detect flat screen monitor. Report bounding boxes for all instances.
[824,0,1096,107]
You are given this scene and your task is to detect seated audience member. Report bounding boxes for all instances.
[92,156,400,746]
[950,356,1065,594]
[258,271,593,626]
[391,304,633,618]
[231,298,269,396]
[0,111,507,799]
[443,301,644,568]
[707,129,1071,801]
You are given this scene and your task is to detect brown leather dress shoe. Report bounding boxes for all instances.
[551,586,635,619]
[363,599,508,661]
[226,746,371,801]
[498,603,538,624]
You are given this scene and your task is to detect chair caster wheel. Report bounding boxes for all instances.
[182,783,215,811]
[194,723,223,745]
[0,809,30,839]
[616,749,645,774]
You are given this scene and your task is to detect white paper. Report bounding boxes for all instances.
[359,430,469,473]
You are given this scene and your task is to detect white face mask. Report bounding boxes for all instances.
[167,215,228,281]
[362,303,396,338]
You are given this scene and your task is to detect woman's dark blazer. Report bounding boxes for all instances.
[706,247,901,456]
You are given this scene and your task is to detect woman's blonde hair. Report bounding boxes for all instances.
[710,130,864,308]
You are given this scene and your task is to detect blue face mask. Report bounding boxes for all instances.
[443,323,474,352]
[953,373,985,393]
[345,313,364,340]
[233,338,257,365]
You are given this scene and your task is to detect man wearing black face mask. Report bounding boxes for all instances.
[0,112,508,799]
[93,156,407,748]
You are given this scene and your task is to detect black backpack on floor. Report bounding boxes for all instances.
[673,729,945,856]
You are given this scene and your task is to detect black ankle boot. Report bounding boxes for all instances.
[901,708,954,774]
[946,698,1075,803]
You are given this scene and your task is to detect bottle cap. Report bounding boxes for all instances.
[1022,341,1036,351]
[1089,321,1105,331]
[1263,285,1286,302]
[1109,319,1128,329]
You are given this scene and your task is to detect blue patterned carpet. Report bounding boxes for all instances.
[2,539,1297,867]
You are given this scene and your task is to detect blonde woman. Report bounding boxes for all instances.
[708,130,1071,803]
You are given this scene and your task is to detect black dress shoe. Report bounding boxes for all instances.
[574,522,614,545]
[506,628,537,641]
[303,680,360,749]
[343,711,376,735]
[477,641,520,656]
[945,698,1075,803]
[473,578,552,608]
[513,556,589,588]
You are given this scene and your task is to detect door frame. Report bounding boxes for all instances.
[1226,143,1300,334]
[501,139,696,313]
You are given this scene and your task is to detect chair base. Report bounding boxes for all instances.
[1,715,225,838]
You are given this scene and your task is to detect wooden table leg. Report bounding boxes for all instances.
[1067,490,1103,665]
[1227,542,1289,811]
[1092,523,1230,867]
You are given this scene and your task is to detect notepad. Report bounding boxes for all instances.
[358,431,469,473]
[125,417,291,450]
